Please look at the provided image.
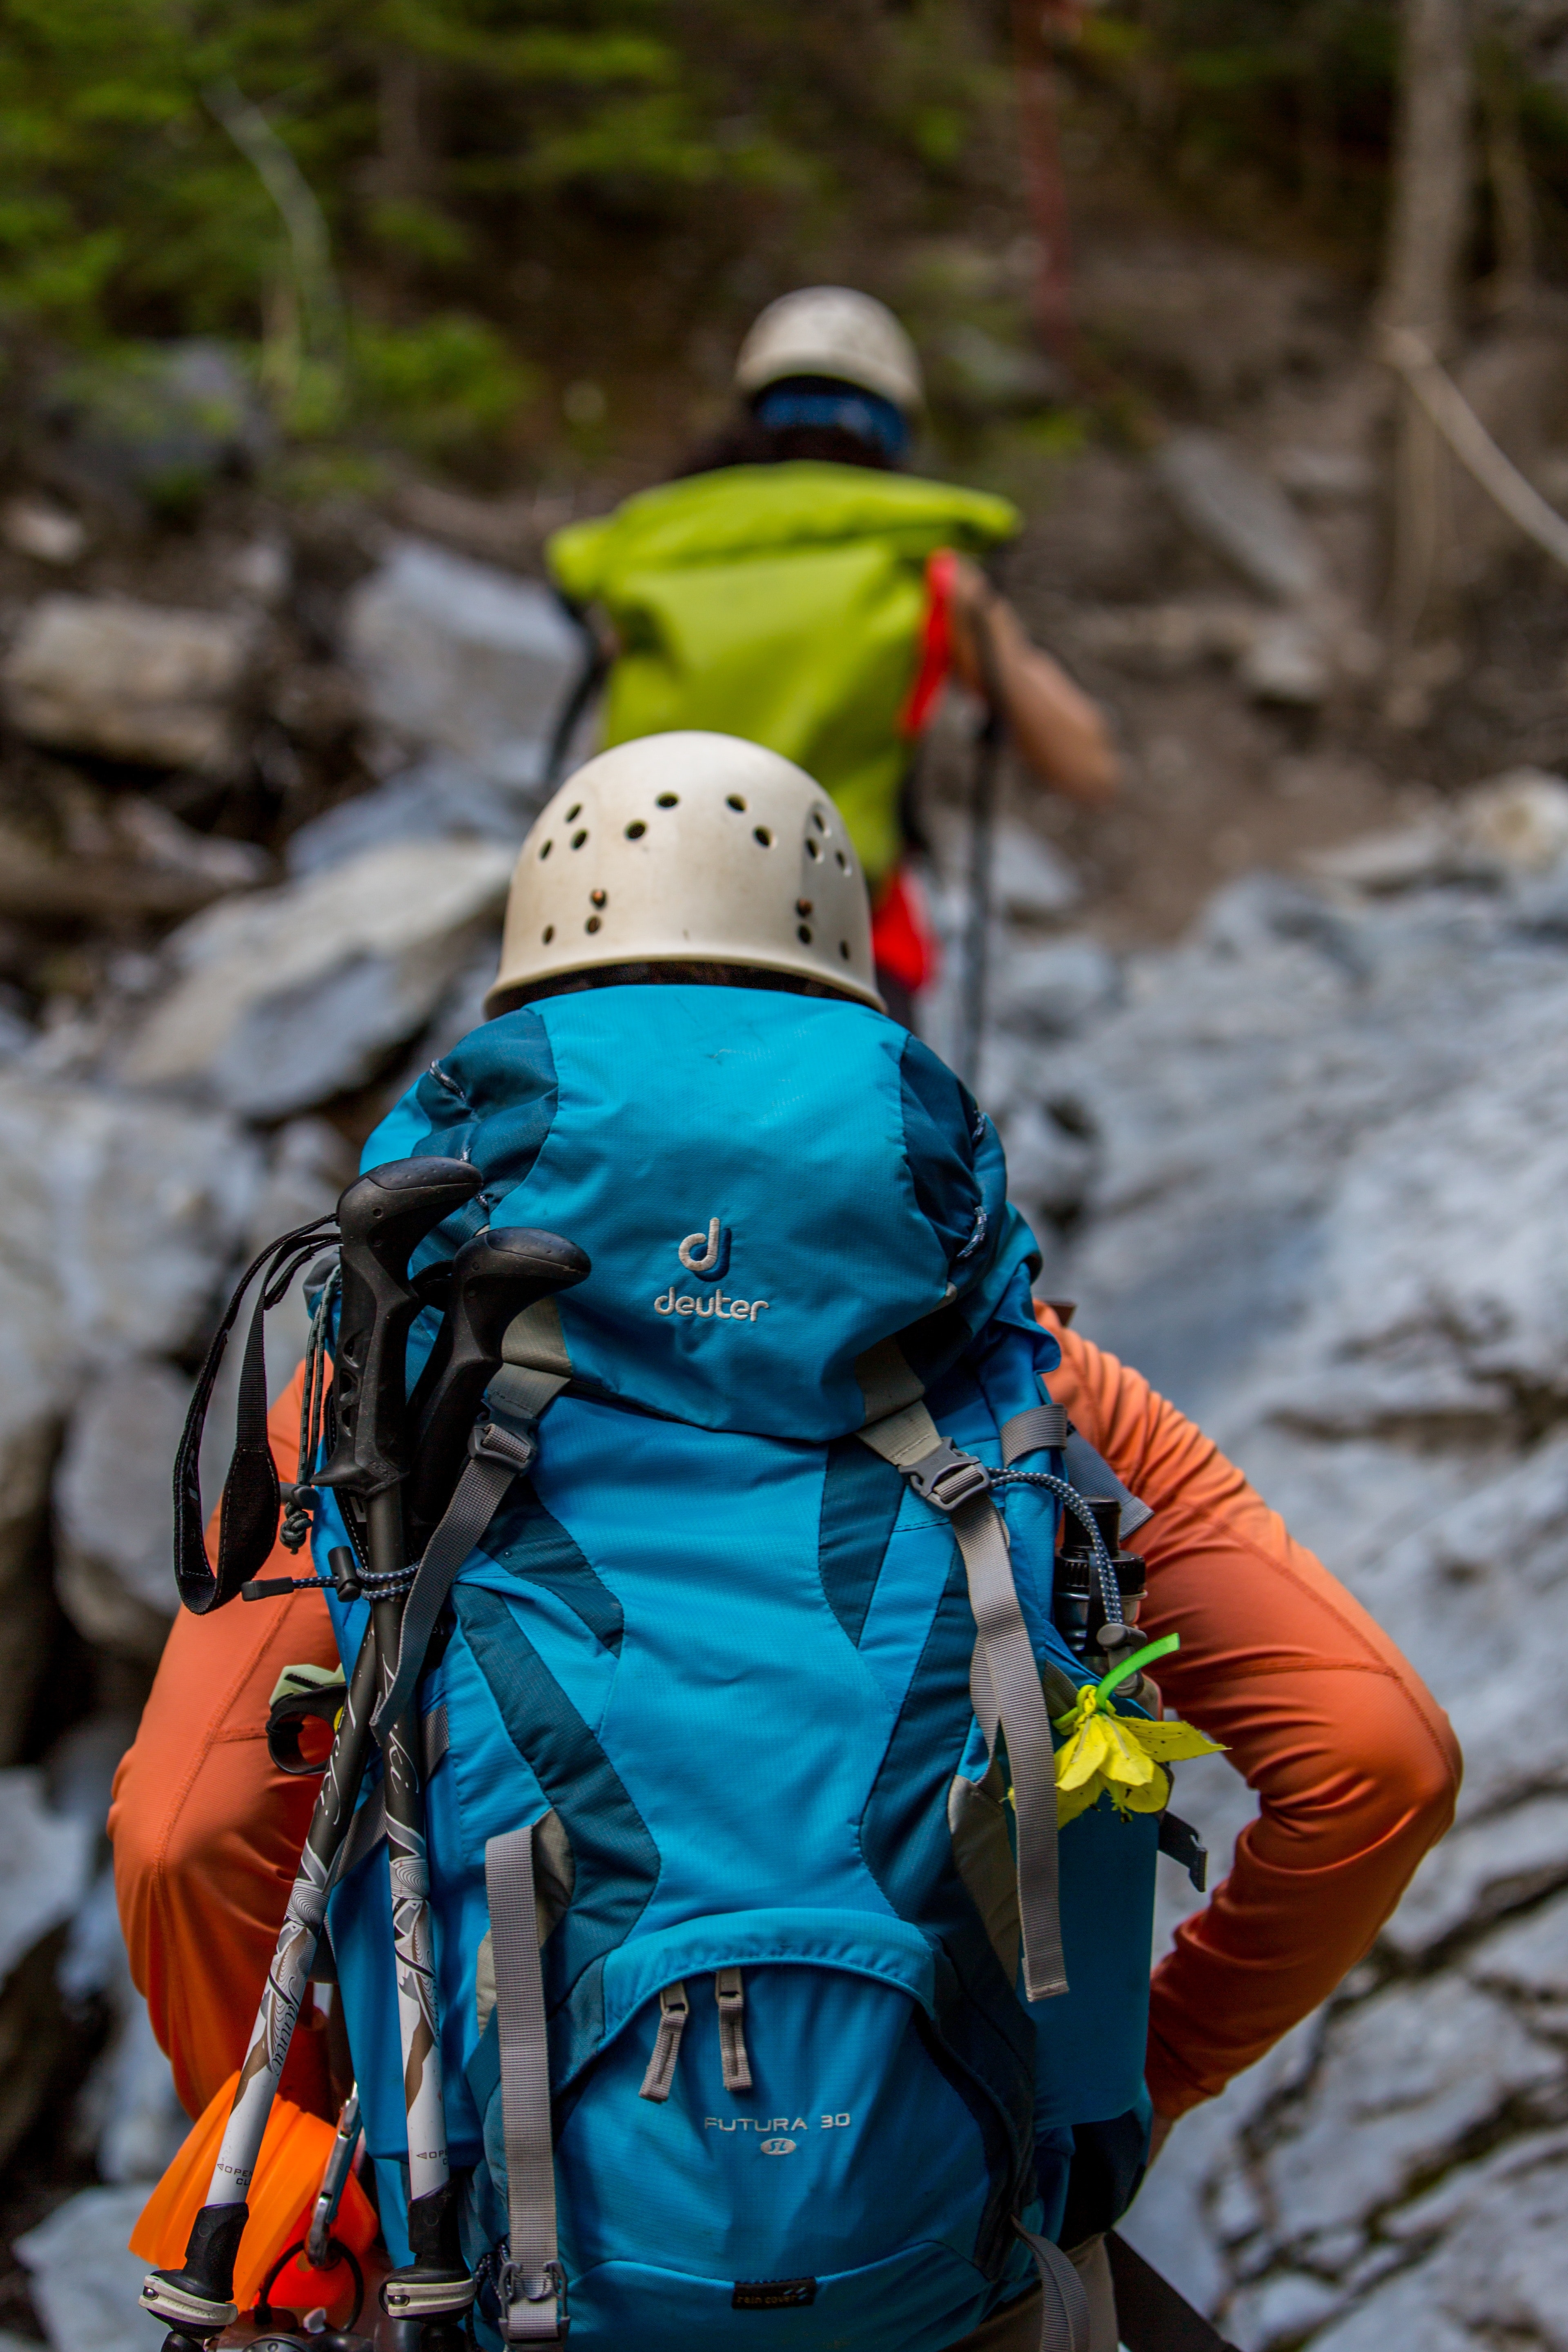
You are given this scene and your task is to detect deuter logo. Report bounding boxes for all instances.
[678,1218,731,1280]
[655,1217,769,1324]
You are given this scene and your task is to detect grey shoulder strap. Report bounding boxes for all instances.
[484,1823,569,2342]
[375,1373,568,1737]
[1012,2221,1093,2352]
[859,1401,1067,2004]
[1000,1400,1069,1464]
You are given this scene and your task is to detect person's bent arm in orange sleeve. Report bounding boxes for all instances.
[1038,1305,1462,2153]
[109,1362,340,2122]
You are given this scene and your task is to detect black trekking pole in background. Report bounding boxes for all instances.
[955,593,1007,1097]
[140,1156,485,2351]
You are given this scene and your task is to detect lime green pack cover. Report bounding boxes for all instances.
[548,463,1018,886]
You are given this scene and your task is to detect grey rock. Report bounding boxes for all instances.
[15,2183,156,2352]
[0,1769,94,1986]
[1238,613,1331,706]
[345,536,584,791]
[991,820,1081,923]
[47,338,267,506]
[992,938,1121,1040]
[1155,431,1325,604]
[1,496,87,566]
[1462,765,1568,873]
[60,1868,185,2185]
[1013,835,1568,2313]
[1270,447,1376,505]
[1226,2269,1345,2351]
[118,837,514,1117]
[1,594,254,772]
[1304,2147,1568,2352]
[1001,1101,1098,1224]
[1307,770,1568,898]
[1468,1884,1568,2000]
[1385,1793,1568,1957]
[1259,1976,1555,2245]
[53,1363,191,1660]
[286,754,530,875]
[0,1071,258,1755]
[1072,599,1258,679]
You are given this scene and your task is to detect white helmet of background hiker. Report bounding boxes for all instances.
[735,286,924,414]
[486,732,884,1014]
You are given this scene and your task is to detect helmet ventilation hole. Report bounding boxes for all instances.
[812,809,828,832]
[796,898,812,916]
[656,792,679,808]
[805,837,820,860]
[591,888,607,906]
[571,829,588,849]
[586,915,602,934]
[838,941,851,960]
[625,820,646,839]
[797,924,812,944]
[753,826,773,847]
[543,924,555,943]
[539,840,552,859]
[566,804,582,821]
[835,851,848,870]
[726,794,746,811]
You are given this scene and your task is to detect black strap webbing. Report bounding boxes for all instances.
[1107,2233,1240,2352]
[172,1215,336,1615]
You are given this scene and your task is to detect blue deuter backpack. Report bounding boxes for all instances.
[315,984,1166,2352]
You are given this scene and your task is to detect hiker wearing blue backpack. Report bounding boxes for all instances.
[115,732,1459,2352]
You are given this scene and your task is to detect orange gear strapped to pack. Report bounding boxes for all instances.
[130,2074,378,2320]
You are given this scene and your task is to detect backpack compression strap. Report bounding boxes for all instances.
[485,1824,570,2343]
[373,1363,569,1735]
[858,1398,1068,2004]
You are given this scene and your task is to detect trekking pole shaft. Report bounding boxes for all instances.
[364,1496,472,2334]
[372,1584,450,2209]
[140,1624,381,2337]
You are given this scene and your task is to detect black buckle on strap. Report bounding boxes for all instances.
[904,1440,992,1516]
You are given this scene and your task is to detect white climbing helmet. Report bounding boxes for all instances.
[734,286,924,415]
[486,733,884,1014]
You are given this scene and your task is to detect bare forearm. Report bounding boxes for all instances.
[949,564,1118,804]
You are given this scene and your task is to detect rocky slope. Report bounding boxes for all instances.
[4,293,1568,2339]
[985,793,1568,2351]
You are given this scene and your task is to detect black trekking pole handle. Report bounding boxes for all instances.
[405,1225,592,1551]
[315,1158,486,1511]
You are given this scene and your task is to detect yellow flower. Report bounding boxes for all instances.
[1051,1635,1224,1828]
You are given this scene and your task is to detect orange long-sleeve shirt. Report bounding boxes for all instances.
[110,1314,1459,2126]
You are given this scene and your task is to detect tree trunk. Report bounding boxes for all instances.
[1384,0,1474,646]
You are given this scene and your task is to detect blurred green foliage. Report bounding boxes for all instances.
[0,0,1002,458]
[6,0,1568,469]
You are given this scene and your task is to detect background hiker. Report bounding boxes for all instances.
[110,734,1457,2352]
[546,288,1118,1021]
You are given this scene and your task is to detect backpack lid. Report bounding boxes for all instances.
[370,984,1040,1443]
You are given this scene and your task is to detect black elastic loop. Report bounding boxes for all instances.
[172,1214,337,1617]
